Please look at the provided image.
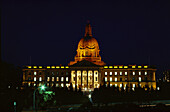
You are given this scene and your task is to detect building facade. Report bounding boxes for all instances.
[22,23,156,91]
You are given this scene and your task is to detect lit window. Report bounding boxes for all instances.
[56,83,59,87]
[34,72,36,75]
[133,72,135,75]
[145,72,147,75]
[47,77,50,81]
[61,77,64,81]
[34,77,36,81]
[52,77,54,81]
[138,66,142,68]
[120,84,122,88]
[110,84,112,87]
[66,84,70,87]
[110,72,112,75]
[132,66,136,68]
[104,66,108,68]
[115,77,117,82]
[61,83,64,87]
[139,77,141,82]
[39,77,42,81]
[124,66,128,68]
[139,72,141,75]
[125,72,127,75]
[144,66,148,68]
[105,77,107,81]
[34,83,36,86]
[119,66,123,68]
[66,77,68,81]
[133,84,135,88]
[110,77,112,81]
[120,72,122,75]
[115,72,117,75]
[105,72,107,75]
[109,66,113,68]
[28,83,31,86]
[115,84,117,87]
[114,66,118,68]
[56,77,59,81]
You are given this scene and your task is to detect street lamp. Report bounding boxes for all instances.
[33,85,46,112]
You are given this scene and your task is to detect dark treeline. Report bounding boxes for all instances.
[92,82,170,105]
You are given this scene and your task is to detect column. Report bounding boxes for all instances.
[75,70,77,88]
[87,70,88,89]
[92,70,94,89]
[81,70,82,88]
[153,72,156,81]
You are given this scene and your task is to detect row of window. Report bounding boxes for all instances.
[47,77,69,82]
[28,83,70,87]
[105,71,148,76]
[28,71,69,75]
[105,77,148,82]
[106,83,139,88]
[28,77,69,82]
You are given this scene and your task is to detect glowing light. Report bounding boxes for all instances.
[114,66,118,68]
[144,66,148,68]
[39,66,42,68]
[139,77,141,82]
[51,66,55,68]
[47,66,50,68]
[33,66,37,68]
[109,66,113,68]
[138,66,142,68]
[65,66,69,68]
[124,66,128,68]
[28,66,32,68]
[88,94,91,98]
[61,66,64,68]
[115,77,117,82]
[85,87,87,91]
[157,87,160,90]
[56,66,60,68]
[132,66,136,68]
[119,66,123,68]
[104,66,108,68]
[40,85,46,90]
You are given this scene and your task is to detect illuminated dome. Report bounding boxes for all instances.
[69,23,105,66]
[78,36,99,50]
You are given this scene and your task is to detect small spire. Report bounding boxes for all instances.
[84,21,92,37]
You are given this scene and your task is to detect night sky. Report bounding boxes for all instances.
[1,0,170,75]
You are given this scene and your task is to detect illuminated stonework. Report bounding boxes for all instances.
[22,23,157,91]
[69,23,105,66]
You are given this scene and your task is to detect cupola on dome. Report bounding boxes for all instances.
[69,23,105,66]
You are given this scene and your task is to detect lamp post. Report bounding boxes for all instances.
[33,85,46,112]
